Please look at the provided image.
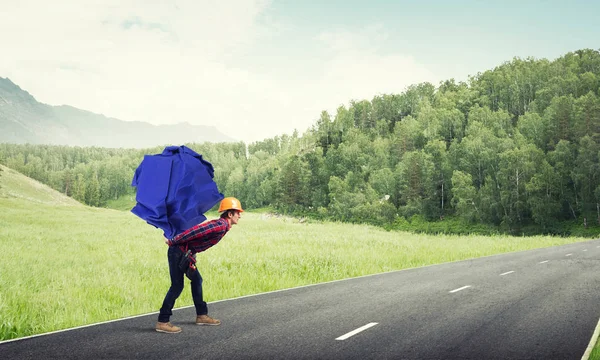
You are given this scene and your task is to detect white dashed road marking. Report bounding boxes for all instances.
[336,323,378,340]
[500,271,515,276]
[583,249,588,252]
[539,260,549,264]
[449,286,471,293]
[566,254,573,257]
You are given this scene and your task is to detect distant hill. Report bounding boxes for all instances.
[0,77,236,148]
[0,163,81,206]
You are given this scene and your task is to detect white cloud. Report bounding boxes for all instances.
[0,1,438,144]
[282,26,438,135]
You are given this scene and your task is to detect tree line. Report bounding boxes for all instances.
[1,49,599,235]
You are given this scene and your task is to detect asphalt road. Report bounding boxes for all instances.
[2,239,600,360]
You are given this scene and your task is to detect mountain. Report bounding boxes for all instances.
[0,77,236,148]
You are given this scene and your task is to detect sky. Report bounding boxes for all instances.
[1,0,598,144]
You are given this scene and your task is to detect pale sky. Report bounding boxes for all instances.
[1,0,598,143]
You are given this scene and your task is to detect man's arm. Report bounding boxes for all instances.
[167,219,227,246]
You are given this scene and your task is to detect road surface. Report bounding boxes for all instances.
[2,240,600,359]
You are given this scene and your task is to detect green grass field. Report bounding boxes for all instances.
[1,164,599,358]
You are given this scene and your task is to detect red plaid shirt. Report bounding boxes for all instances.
[167,218,231,254]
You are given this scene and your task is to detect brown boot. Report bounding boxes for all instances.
[196,315,221,326]
[155,322,182,333]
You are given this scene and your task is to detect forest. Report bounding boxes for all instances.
[1,49,599,236]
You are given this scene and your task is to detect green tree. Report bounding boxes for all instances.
[548,140,578,219]
[369,168,395,199]
[497,141,542,230]
[85,171,101,207]
[395,150,434,218]
[225,166,246,200]
[573,136,600,220]
[275,155,311,212]
[517,112,549,151]
[302,149,329,209]
[73,173,86,203]
[371,94,403,133]
[451,170,480,222]
[450,121,504,189]
[328,175,351,221]
[315,110,334,155]
[391,115,426,164]
[244,150,275,208]
[545,95,574,148]
[573,91,600,142]
[526,160,560,229]
[424,140,452,218]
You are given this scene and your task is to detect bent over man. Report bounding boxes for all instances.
[155,197,243,334]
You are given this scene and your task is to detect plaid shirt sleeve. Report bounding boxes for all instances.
[168,219,228,246]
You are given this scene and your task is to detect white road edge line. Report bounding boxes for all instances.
[539,260,549,264]
[500,271,515,276]
[566,253,573,256]
[582,316,600,360]
[336,323,378,341]
[449,285,471,293]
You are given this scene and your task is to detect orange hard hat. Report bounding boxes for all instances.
[218,197,244,212]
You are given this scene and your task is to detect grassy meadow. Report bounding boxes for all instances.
[1,164,599,357]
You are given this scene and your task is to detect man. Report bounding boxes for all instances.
[155,197,243,334]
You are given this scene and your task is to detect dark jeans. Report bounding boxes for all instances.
[158,246,207,323]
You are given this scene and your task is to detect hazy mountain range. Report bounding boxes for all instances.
[0,77,236,148]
